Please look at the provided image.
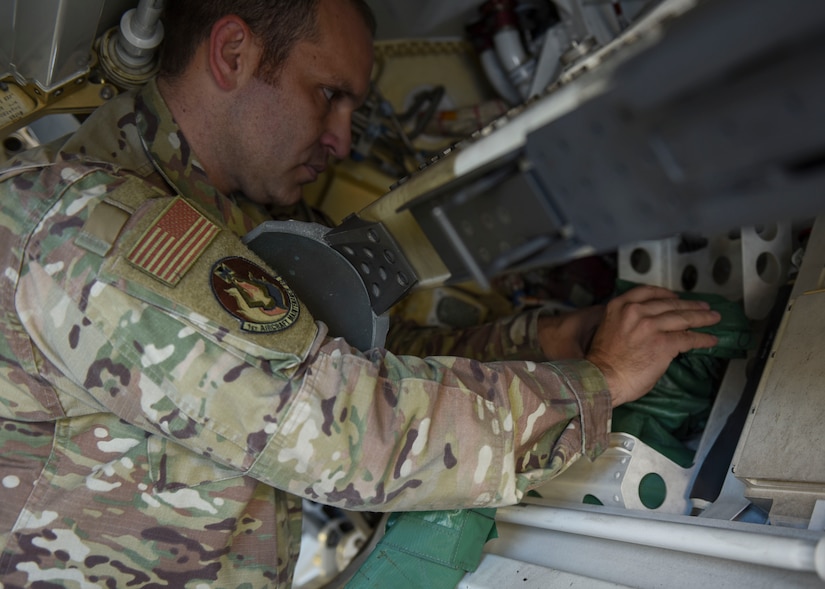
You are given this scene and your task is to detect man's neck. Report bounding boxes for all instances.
[156,75,233,195]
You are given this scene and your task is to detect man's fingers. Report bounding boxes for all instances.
[672,330,720,354]
[611,290,713,325]
[622,297,712,319]
[652,308,721,333]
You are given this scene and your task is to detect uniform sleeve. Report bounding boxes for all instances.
[384,307,548,362]
[18,173,610,513]
[249,333,611,511]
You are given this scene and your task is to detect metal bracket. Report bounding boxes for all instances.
[324,215,418,316]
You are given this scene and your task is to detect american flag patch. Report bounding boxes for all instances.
[127,198,219,287]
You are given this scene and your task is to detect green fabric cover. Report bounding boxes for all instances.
[345,508,497,588]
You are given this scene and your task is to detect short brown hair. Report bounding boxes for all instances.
[159,0,376,81]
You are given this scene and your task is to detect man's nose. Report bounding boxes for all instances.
[320,110,353,160]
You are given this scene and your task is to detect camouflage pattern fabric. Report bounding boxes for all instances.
[0,79,611,587]
[384,310,551,363]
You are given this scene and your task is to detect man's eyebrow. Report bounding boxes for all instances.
[326,76,369,104]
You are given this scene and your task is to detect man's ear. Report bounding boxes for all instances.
[208,15,260,90]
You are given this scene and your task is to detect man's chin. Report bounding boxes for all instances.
[267,186,304,209]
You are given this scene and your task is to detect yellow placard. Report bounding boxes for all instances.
[0,83,36,127]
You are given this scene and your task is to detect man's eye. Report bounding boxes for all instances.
[322,88,336,102]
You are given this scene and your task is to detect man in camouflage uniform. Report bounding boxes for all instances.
[0,0,720,586]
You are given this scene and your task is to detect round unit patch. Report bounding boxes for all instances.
[211,257,300,333]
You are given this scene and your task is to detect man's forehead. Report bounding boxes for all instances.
[300,16,373,100]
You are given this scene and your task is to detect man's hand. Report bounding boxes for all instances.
[537,306,604,360]
[585,285,721,407]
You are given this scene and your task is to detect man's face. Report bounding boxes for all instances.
[229,0,374,206]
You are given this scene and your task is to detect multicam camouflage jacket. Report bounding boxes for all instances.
[0,79,611,588]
